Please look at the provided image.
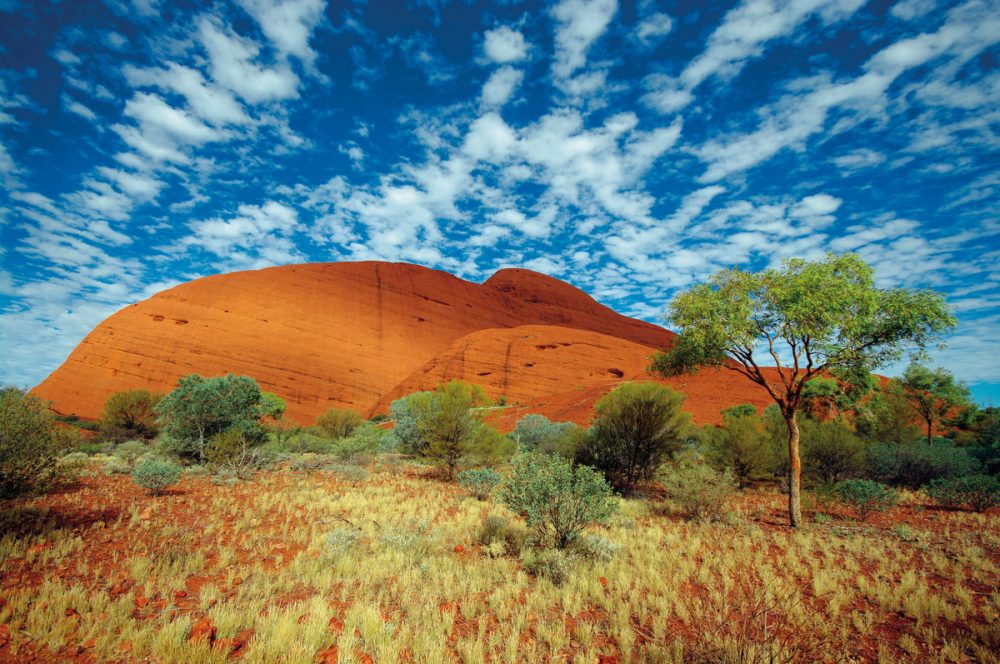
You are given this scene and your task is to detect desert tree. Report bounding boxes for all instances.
[899,363,971,445]
[100,389,161,443]
[651,253,955,527]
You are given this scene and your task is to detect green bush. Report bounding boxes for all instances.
[330,423,385,462]
[458,468,501,500]
[704,412,775,487]
[131,459,182,495]
[578,383,691,492]
[475,515,525,555]
[315,407,364,440]
[498,453,617,549]
[324,528,363,561]
[100,390,160,443]
[926,475,1000,513]
[113,440,149,466]
[0,388,69,499]
[281,429,335,454]
[510,415,582,457]
[520,548,571,586]
[835,479,898,519]
[867,441,980,488]
[659,462,737,522]
[800,419,866,484]
[569,534,620,563]
[205,427,265,480]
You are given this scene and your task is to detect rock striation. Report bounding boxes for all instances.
[32,261,773,427]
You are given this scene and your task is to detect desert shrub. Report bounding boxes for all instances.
[835,479,898,519]
[476,515,525,555]
[280,429,334,454]
[331,464,370,484]
[330,423,385,462]
[113,440,149,466]
[800,418,866,484]
[102,457,132,475]
[569,534,620,563]
[926,475,1000,512]
[704,412,776,487]
[77,441,111,455]
[100,390,160,443]
[315,407,363,440]
[867,440,980,488]
[324,528,363,560]
[458,468,501,500]
[381,519,437,557]
[288,453,338,472]
[205,427,265,480]
[498,452,617,549]
[578,382,691,492]
[510,414,582,457]
[0,388,69,499]
[520,548,571,586]
[659,462,737,522]
[131,459,182,495]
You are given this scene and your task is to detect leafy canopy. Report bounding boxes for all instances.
[652,253,956,412]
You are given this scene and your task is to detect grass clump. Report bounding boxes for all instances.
[926,475,1000,512]
[475,515,525,556]
[835,479,898,519]
[659,462,737,522]
[457,468,501,500]
[520,548,572,586]
[131,459,182,495]
[324,528,363,561]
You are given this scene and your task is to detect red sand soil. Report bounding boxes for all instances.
[31,261,772,428]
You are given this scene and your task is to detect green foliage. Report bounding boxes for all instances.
[315,407,363,440]
[388,391,432,453]
[498,452,617,549]
[100,390,161,443]
[154,373,271,462]
[330,422,386,462]
[131,458,182,495]
[113,440,150,466]
[457,468,501,500]
[277,428,333,454]
[510,414,581,457]
[855,380,922,445]
[205,427,266,479]
[867,440,980,488]
[834,479,898,519]
[0,387,69,499]
[900,364,972,444]
[704,411,776,487]
[475,515,525,555]
[406,382,514,478]
[568,534,620,563]
[721,403,757,418]
[659,462,737,522]
[520,548,571,585]
[800,419,866,484]
[578,382,691,491]
[926,475,1000,513]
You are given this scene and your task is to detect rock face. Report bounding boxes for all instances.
[32,261,773,427]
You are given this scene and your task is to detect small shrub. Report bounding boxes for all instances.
[0,388,69,498]
[926,475,1000,513]
[458,468,501,500]
[800,418,866,484]
[281,430,334,454]
[324,528,363,560]
[330,423,385,462]
[113,440,149,465]
[381,519,436,557]
[316,407,364,440]
[476,515,525,555]
[520,548,571,586]
[835,479,898,519]
[570,534,620,563]
[331,464,370,484]
[867,441,980,488]
[132,459,182,495]
[206,427,265,480]
[498,453,617,549]
[659,462,737,522]
[102,457,132,475]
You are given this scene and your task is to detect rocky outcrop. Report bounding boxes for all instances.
[32,261,772,427]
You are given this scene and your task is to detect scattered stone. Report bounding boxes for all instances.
[188,617,216,644]
[453,544,464,553]
[134,596,148,608]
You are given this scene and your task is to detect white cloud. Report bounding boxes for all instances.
[831,148,886,171]
[63,96,97,121]
[177,201,304,269]
[483,26,528,64]
[481,66,523,108]
[237,0,326,65]
[124,92,224,143]
[551,0,617,80]
[199,17,300,102]
[463,112,516,162]
[124,63,250,126]
[644,0,865,113]
[635,12,672,44]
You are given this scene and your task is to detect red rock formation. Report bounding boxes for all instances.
[31,261,774,427]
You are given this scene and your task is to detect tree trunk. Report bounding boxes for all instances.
[926,418,933,445]
[785,412,802,528]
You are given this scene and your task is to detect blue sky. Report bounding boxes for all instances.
[0,0,998,404]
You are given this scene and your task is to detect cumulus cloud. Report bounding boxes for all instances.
[481,66,523,108]
[551,0,617,80]
[483,26,528,63]
[199,17,300,102]
[237,0,326,65]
